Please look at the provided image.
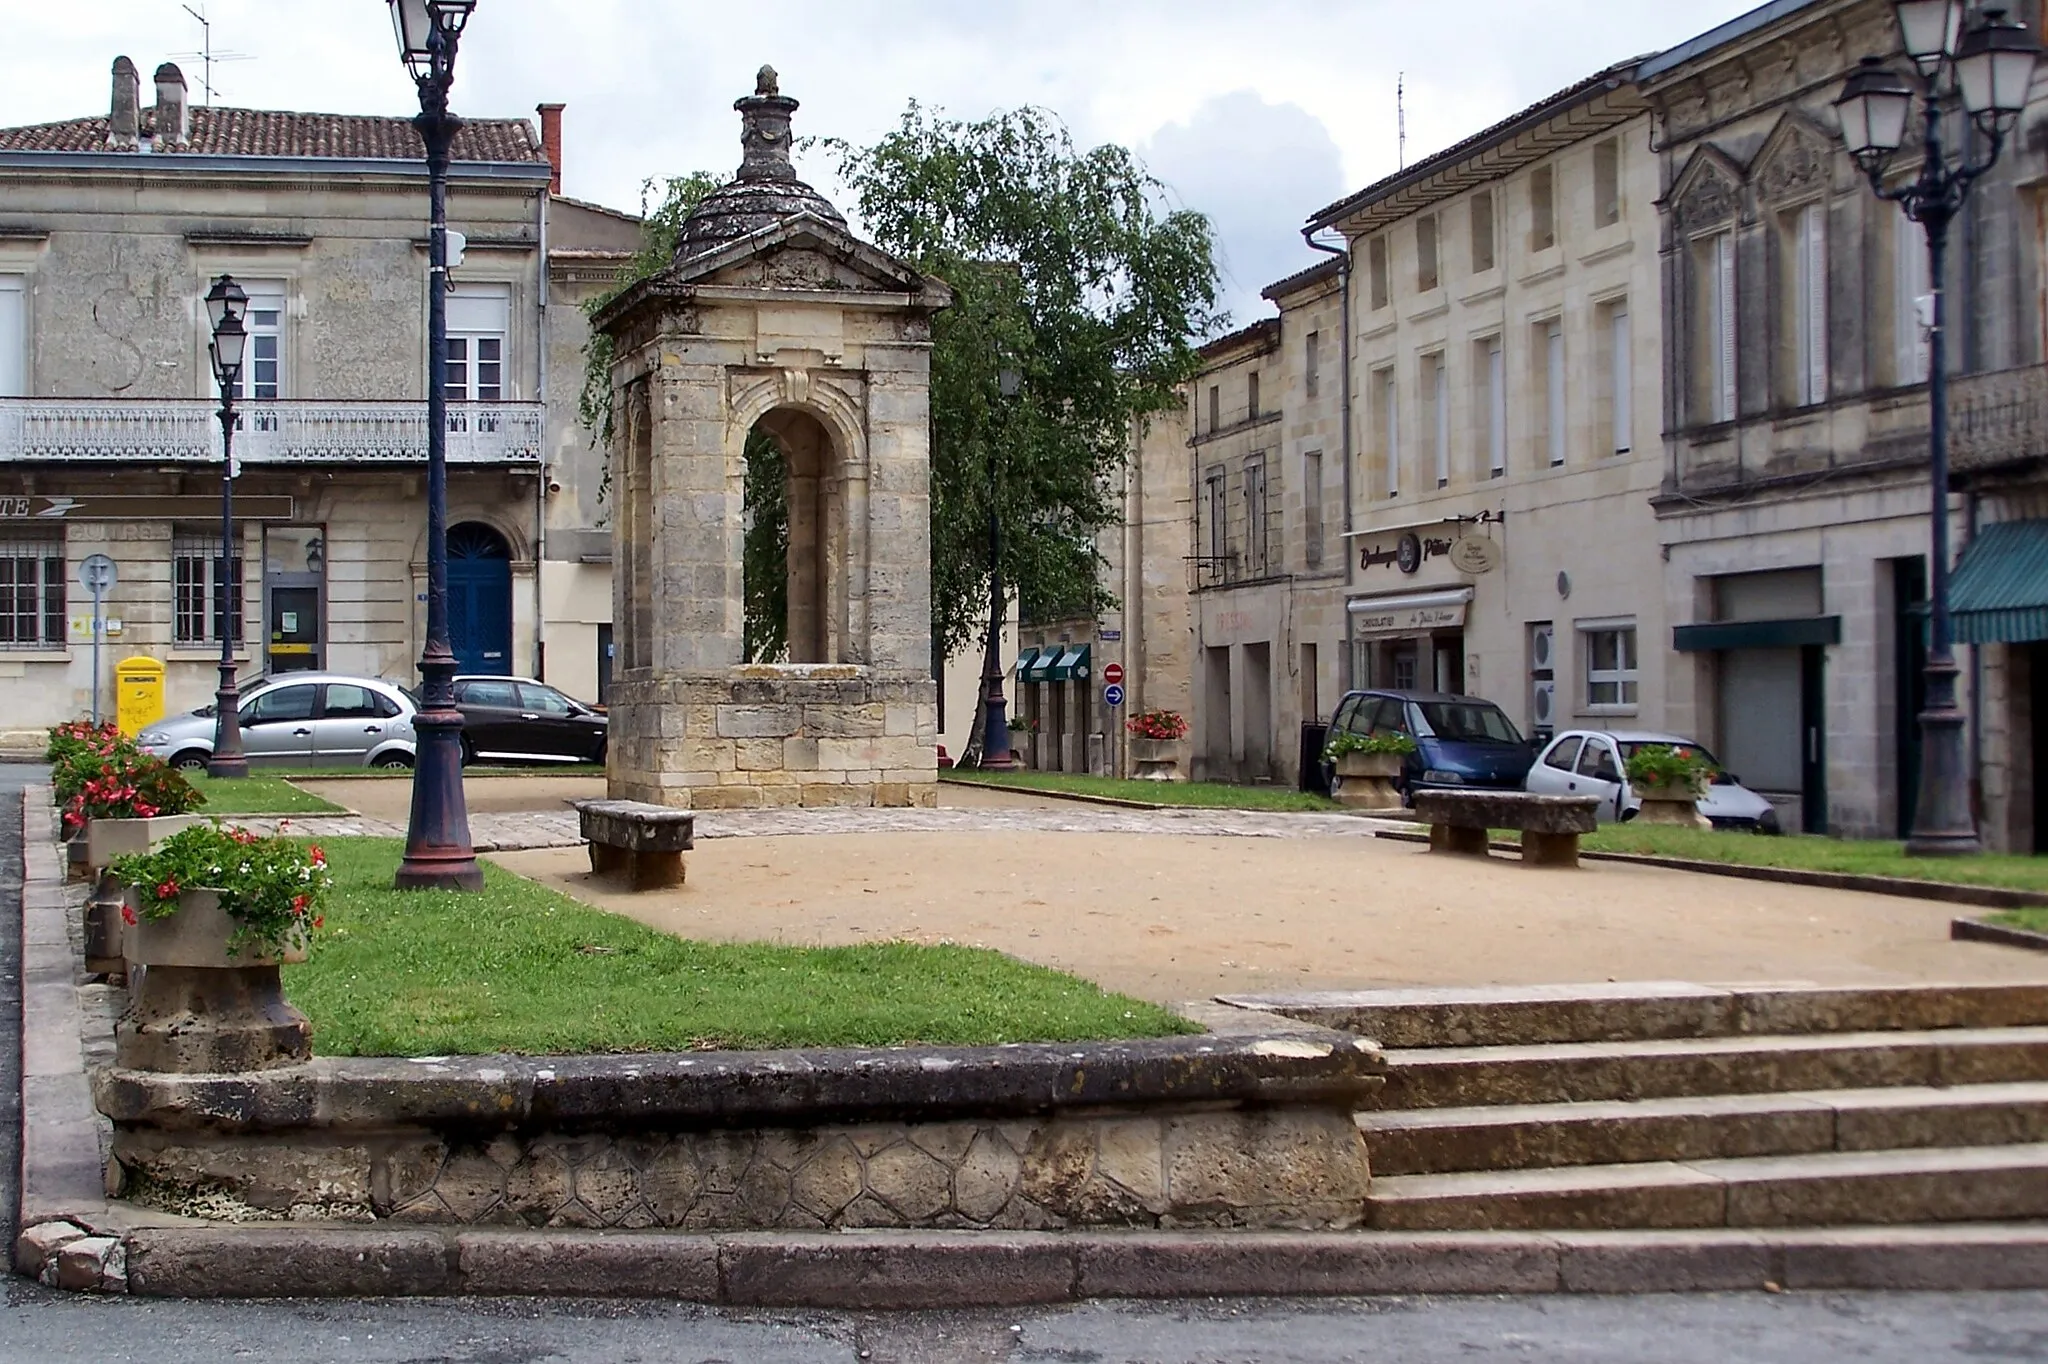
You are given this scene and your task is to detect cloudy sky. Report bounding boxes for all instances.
[4,1,1761,323]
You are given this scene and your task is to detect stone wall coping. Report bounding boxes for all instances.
[92,1032,1386,1135]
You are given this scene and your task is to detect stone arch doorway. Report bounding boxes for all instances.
[447,521,513,674]
[745,406,839,666]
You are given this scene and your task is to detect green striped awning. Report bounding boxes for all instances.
[1951,520,2048,644]
[1012,646,1043,678]
[1045,644,1092,682]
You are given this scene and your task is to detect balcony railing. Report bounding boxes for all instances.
[1951,364,2048,474]
[0,399,544,466]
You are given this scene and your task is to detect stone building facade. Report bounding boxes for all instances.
[0,61,628,741]
[1640,0,2048,844]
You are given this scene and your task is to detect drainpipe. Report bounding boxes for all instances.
[533,183,549,682]
[1304,227,1353,692]
[1967,490,1982,830]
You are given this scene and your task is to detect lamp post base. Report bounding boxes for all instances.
[394,703,482,891]
[206,674,248,781]
[1904,658,1982,858]
[980,689,1022,771]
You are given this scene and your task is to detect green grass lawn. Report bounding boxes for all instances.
[1988,909,2048,933]
[943,767,1341,813]
[284,837,1196,1056]
[1555,823,2048,894]
[186,774,346,816]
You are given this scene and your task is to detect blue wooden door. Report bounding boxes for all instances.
[447,523,512,674]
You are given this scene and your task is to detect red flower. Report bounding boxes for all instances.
[291,893,310,916]
[156,878,180,900]
[307,845,326,868]
[312,916,324,930]
[121,903,137,926]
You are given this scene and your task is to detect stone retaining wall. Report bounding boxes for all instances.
[94,1036,1384,1233]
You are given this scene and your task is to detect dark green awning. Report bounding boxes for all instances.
[1673,616,1842,652]
[1023,647,1061,683]
[1012,646,1043,677]
[1046,644,1092,682]
[1950,520,2048,644]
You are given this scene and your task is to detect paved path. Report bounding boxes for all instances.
[248,802,1397,852]
[2,1282,2040,1361]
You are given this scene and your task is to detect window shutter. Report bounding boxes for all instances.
[1384,370,1400,497]
[1804,203,1828,405]
[1432,355,1449,487]
[1488,340,1506,476]
[1897,218,1930,383]
[1547,322,1566,466]
[1611,307,1631,453]
[1716,232,1737,422]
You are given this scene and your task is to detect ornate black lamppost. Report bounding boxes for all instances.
[389,0,482,890]
[203,275,250,779]
[977,366,1023,770]
[1836,2,2040,856]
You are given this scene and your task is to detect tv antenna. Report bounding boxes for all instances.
[172,3,254,106]
[1397,72,1407,170]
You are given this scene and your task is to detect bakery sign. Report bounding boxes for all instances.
[1356,526,1502,577]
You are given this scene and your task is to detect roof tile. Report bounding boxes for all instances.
[0,105,542,162]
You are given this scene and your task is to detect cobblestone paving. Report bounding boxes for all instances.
[245,804,1399,853]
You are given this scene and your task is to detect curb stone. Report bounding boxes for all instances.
[1953,916,2048,951]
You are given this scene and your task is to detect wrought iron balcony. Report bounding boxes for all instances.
[0,399,544,466]
[1951,363,2048,475]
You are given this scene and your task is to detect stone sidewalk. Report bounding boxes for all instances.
[245,804,1397,854]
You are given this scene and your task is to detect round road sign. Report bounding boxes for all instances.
[78,554,117,593]
[1103,683,1126,708]
[1103,662,1126,687]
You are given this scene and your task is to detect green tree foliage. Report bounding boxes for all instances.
[823,105,1221,657]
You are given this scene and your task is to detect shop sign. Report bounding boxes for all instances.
[1450,536,1502,575]
[0,494,294,521]
[1360,530,1454,575]
[1349,600,1470,635]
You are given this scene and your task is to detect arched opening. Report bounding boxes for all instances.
[743,407,835,664]
[447,521,513,674]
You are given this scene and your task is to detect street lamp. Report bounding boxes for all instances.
[203,274,250,780]
[977,366,1023,770]
[389,0,483,891]
[1835,3,2041,855]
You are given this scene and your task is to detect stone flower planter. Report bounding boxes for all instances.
[1633,782,1709,829]
[81,814,205,977]
[117,887,311,1074]
[1332,750,1404,811]
[85,813,205,872]
[1129,736,1184,781]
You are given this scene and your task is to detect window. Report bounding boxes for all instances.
[1792,202,1828,407]
[1470,190,1496,273]
[520,683,575,716]
[1896,216,1931,385]
[446,283,510,403]
[1208,385,1220,434]
[1482,336,1506,479]
[1426,351,1449,488]
[321,683,384,719]
[1599,299,1632,455]
[243,683,316,725]
[1577,737,1622,782]
[0,274,24,398]
[172,530,244,645]
[1247,371,1260,422]
[1697,231,1736,424]
[1530,166,1557,252]
[1375,365,1400,498]
[1203,464,1228,581]
[1368,235,1390,310]
[1542,318,1566,467]
[1305,331,1321,400]
[1303,449,1324,568]
[455,678,518,708]
[1593,138,1622,228]
[1582,622,1639,709]
[1543,735,1584,772]
[1417,214,1439,292]
[0,533,63,648]
[229,282,285,402]
[1243,455,1270,577]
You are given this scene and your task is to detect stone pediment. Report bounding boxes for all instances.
[1751,110,1838,204]
[1664,143,1746,233]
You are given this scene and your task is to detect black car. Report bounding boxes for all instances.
[451,675,607,765]
[1323,689,1535,799]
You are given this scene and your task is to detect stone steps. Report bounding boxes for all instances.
[1367,1143,2048,1231]
[1361,1082,2048,1176]
[1377,1027,2048,1110]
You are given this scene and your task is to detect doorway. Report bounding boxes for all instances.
[263,524,324,674]
[1894,557,1928,838]
[448,522,513,675]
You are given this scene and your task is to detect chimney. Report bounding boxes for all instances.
[537,103,565,195]
[107,57,140,151]
[152,62,188,150]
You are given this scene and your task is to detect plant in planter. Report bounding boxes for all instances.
[1323,732,1416,810]
[1624,745,1714,829]
[1125,710,1189,781]
[109,823,329,1072]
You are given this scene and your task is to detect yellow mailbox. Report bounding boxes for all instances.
[115,657,166,739]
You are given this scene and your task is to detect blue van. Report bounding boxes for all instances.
[1323,689,1536,801]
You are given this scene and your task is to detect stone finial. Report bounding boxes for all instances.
[756,65,779,97]
[735,64,799,183]
[107,57,140,151]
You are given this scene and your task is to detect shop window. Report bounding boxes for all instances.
[1581,620,1639,709]
[0,532,64,648]
[173,530,244,645]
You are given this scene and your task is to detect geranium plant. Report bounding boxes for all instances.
[1625,744,1715,797]
[112,822,330,957]
[49,722,204,835]
[1324,730,1417,761]
[1126,710,1188,741]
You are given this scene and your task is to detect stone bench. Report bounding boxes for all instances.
[574,800,695,890]
[1410,790,1601,868]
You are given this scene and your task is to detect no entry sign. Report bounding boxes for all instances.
[1103,662,1125,686]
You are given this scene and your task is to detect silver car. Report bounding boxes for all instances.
[1524,729,1783,833]
[137,673,419,771]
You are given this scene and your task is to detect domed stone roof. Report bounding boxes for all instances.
[673,66,847,263]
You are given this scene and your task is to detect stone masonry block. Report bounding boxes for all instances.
[717,706,801,739]
[805,705,887,739]
[864,1142,952,1222]
[692,786,764,810]
[1162,1110,1370,1220]
[803,784,872,808]
[735,740,784,771]
[885,704,920,737]
[873,784,912,809]
[782,737,820,770]
[953,1131,1023,1224]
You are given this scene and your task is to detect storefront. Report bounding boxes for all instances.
[1346,586,1472,695]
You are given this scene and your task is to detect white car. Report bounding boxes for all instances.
[136,673,419,771]
[1524,729,1782,833]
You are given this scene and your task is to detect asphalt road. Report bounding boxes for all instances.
[4,763,2044,1359]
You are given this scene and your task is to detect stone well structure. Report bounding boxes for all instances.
[593,68,950,809]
